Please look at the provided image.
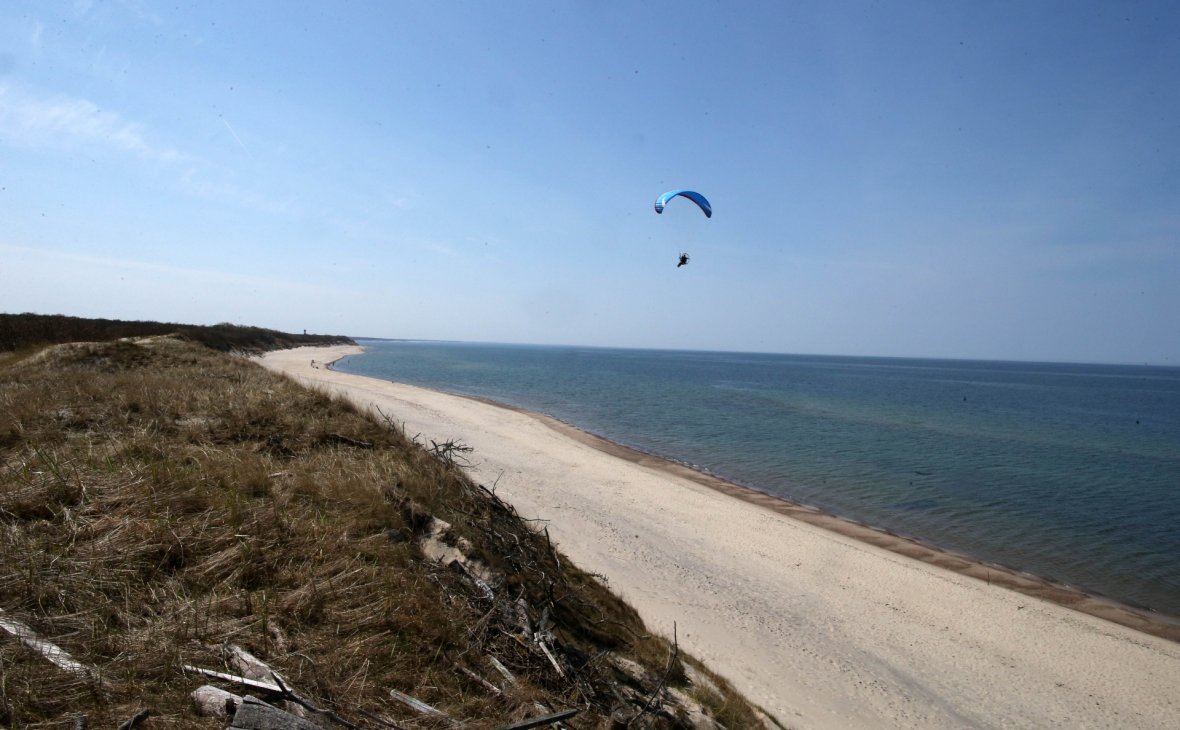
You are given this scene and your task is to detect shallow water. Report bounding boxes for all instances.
[334,340,1180,617]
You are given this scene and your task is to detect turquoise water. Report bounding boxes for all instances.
[334,340,1180,617]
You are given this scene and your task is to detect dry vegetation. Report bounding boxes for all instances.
[0,335,771,729]
[0,313,354,355]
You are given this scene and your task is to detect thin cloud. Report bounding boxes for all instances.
[425,241,463,260]
[220,116,252,158]
[0,86,301,217]
[0,242,343,297]
[177,168,293,216]
[0,84,184,163]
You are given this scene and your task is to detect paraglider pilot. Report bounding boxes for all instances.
[655,190,709,269]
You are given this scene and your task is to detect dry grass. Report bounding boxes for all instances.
[0,337,771,729]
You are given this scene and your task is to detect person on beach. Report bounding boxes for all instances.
[677,252,690,268]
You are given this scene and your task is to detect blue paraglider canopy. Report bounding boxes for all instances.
[654,190,712,218]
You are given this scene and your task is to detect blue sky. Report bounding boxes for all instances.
[2,1,1177,363]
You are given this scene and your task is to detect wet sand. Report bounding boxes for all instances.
[258,345,1180,729]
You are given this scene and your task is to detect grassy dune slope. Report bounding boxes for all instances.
[0,335,770,729]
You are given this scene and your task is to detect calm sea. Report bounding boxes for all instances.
[334,340,1180,617]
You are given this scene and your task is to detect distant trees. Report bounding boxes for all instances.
[0,312,353,353]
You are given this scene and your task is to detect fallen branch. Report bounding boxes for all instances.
[355,707,410,730]
[223,644,286,684]
[486,655,517,687]
[271,672,360,730]
[324,433,373,449]
[116,708,150,730]
[536,637,565,677]
[499,708,579,730]
[544,527,561,572]
[454,663,502,696]
[428,438,474,466]
[514,598,533,640]
[387,689,458,727]
[181,665,282,694]
[628,622,680,727]
[448,559,495,601]
[183,663,358,729]
[0,610,94,678]
[372,405,405,435]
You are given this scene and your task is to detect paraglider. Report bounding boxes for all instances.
[654,190,712,218]
[655,190,711,267]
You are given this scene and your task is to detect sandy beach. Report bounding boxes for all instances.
[258,345,1180,729]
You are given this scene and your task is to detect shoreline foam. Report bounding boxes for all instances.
[260,344,1180,729]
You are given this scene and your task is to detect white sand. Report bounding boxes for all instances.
[259,345,1180,729]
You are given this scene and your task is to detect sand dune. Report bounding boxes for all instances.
[259,345,1180,729]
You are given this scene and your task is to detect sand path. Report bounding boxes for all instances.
[258,345,1180,729]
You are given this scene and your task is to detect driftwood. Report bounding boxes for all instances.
[229,695,325,730]
[428,438,473,466]
[518,603,563,677]
[183,661,357,729]
[0,610,93,677]
[454,663,502,696]
[543,527,561,571]
[631,622,681,725]
[387,689,457,727]
[192,685,242,719]
[514,598,533,640]
[116,708,151,730]
[354,708,410,730]
[182,665,284,694]
[224,644,286,684]
[221,644,307,718]
[268,671,359,730]
[535,637,564,677]
[499,708,579,730]
[448,558,495,601]
[323,433,373,449]
[486,655,517,687]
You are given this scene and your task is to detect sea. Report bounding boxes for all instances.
[333,340,1180,618]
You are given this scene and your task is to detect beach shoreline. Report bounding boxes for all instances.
[260,344,1180,729]
[482,397,1180,642]
[330,348,1180,641]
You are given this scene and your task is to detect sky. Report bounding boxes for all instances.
[1,1,1178,364]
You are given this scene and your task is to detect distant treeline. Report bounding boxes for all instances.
[0,312,354,353]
